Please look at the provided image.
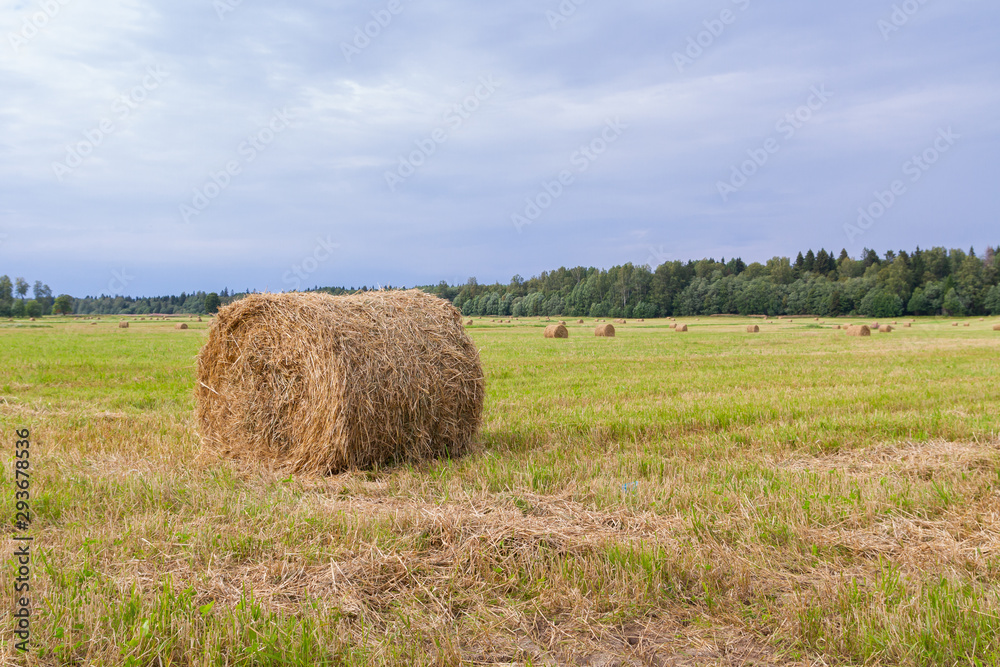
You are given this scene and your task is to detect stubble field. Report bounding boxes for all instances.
[1,315,999,665]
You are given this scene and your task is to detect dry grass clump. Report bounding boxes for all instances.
[675,324,688,332]
[746,324,759,333]
[175,323,189,330]
[594,323,615,337]
[118,321,129,329]
[846,325,870,337]
[544,324,569,339]
[195,290,485,474]
[879,325,893,333]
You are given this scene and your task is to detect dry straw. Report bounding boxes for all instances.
[175,323,189,330]
[846,325,871,337]
[675,324,688,332]
[195,290,485,474]
[746,324,759,333]
[543,324,568,339]
[118,321,129,329]
[594,323,615,337]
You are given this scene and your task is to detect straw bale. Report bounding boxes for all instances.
[675,324,688,332]
[118,321,129,329]
[594,323,615,337]
[846,325,870,337]
[195,290,485,474]
[746,324,759,333]
[878,325,892,333]
[543,324,568,339]
[175,323,188,330]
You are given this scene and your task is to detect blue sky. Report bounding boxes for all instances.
[1,0,997,297]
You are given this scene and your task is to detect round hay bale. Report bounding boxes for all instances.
[846,325,870,337]
[175,323,189,330]
[669,323,677,329]
[197,316,203,322]
[577,319,584,324]
[952,322,959,327]
[904,323,912,327]
[993,324,1000,331]
[195,290,485,474]
[90,322,97,326]
[118,321,129,329]
[675,324,688,332]
[29,317,35,321]
[594,323,615,337]
[833,324,842,329]
[465,319,473,326]
[637,319,644,323]
[544,324,569,339]
[964,322,970,327]
[613,318,626,324]
[878,325,893,333]
[746,324,759,333]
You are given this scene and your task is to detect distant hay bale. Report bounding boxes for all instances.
[833,324,841,329]
[175,323,189,330]
[118,321,129,329]
[675,324,688,332]
[871,322,879,330]
[746,324,759,333]
[558,321,566,326]
[637,318,644,323]
[669,323,677,329]
[577,319,584,324]
[29,317,35,321]
[465,319,473,326]
[846,325,870,337]
[594,323,615,337]
[197,317,203,322]
[952,322,959,327]
[904,323,912,327]
[195,290,485,474]
[963,322,970,327]
[544,324,568,339]
[878,325,893,333]
[993,324,1000,331]
[613,318,626,324]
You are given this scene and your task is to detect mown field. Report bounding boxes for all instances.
[2,314,999,665]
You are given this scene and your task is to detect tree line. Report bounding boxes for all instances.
[418,246,1000,319]
[4,246,999,319]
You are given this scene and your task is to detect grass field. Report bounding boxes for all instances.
[2,314,1000,665]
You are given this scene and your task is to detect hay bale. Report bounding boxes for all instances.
[637,319,644,323]
[29,317,35,321]
[993,324,1000,331]
[197,317,203,322]
[746,324,759,333]
[544,324,568,339]
[669,323,677,329]
[904,323,912,327]
[878,325,893,333]
[613,318,626,324]
[118,321,129,329]
[964,322,970,327]
[594,323,615,337]
[952,322,959,327]
[833,324,842,329]
[675,324,688,332]
[846,325,870,337]
[871,322,879,330]
[577,319,584,324]
[195,290,485,474]
[558,321,566,326]
[465,319,473,326]
[175,323,189,330]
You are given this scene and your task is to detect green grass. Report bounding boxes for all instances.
[1,315,999,664]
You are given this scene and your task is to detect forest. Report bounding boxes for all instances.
[4,246,998,318]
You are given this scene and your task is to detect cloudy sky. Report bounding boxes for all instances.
[1,0,997,297]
